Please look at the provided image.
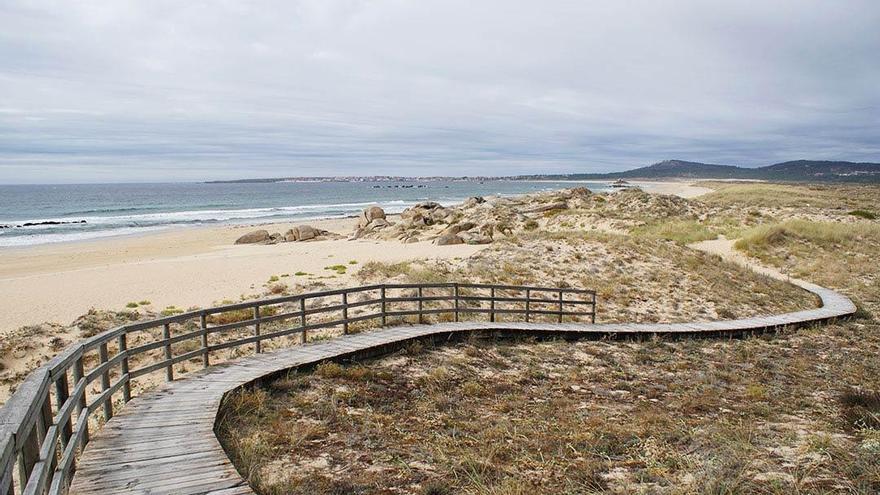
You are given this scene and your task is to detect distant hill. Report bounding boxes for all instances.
[208,159,880,184]
[514,159,880,183]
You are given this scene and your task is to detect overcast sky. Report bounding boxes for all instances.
[1,1,879,183]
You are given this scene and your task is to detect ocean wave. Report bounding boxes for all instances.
[0,200,413,229]
[0,226,170,247]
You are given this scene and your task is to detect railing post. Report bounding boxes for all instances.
[72,355,89,448]
[300,297,307,343]
[41,391,58,474]
[592,292,597,324]
[490,287,496,323]
[2,448,13,495]
[118,333,131,402]
[454,284,459,322]
[558,290,564,323]
[525,289,531,323]
[254,306,262,353]
[417,286,424,324]
[18,409,41,493]
[342,292,349,335]
[380,287,387,327]
[162,323,173,381]
[99,342,113,421]
[200,313,209,368]
[55,372,72,447]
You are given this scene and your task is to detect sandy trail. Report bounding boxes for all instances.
[688,236,791,282]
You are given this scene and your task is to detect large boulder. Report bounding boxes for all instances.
[285,225,321,242]
[234,230,270,244]
[435,233,464,245]
[359,206,386,228]
[441,221,476,237]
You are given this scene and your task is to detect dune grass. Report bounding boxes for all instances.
[735,219,880,251]
[700,182,880,210]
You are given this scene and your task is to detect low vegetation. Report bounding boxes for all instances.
[219,321,880,494]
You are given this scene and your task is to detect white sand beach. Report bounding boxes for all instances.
[0,216,486,332]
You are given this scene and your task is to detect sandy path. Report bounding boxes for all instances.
[0,217,485,332]
[688,236,790,281]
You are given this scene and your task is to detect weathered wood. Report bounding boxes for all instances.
[299,298,307,343]
[253,306,261,354]
[163,323,173,381]
[380,287,387,326]
[558,290,564,323]
[525,289,531,322]
[117,334,131,402]
[72,357,89,449]
[54,373,72,448]
[200,314,209,368]
[98,343,112,421]
[490,287,496,322]
[454,284,460,322]
[341,293,349,334]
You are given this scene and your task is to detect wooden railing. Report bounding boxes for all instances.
[0,283,596,495]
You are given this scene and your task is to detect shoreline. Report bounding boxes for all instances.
[0,179,706,252]
[0,181,707,332]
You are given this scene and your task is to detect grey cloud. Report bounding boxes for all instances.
[1,0,879,183]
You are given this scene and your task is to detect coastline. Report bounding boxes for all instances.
[0,181,707,332]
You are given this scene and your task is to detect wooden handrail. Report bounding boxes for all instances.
[0,282,595,495]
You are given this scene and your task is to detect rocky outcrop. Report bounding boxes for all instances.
[235,230,271,244]
[236,225,342,245]
[358,206,387,228]
[352,206,394,239]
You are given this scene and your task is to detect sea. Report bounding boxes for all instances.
[0,180,611,248]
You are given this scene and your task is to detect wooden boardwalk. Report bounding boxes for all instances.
[69,278,855,495]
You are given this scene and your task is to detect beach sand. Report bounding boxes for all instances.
[0,181,706,333]
[0,216,486,332]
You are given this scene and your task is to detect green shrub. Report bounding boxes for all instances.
[849,209,876,220]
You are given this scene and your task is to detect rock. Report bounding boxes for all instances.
[404,236,420,244]
[404,212,430,227]
[349,228,367,240]
[413,201,441,210]
[359,206,386,228]
[459,231,492,244]
[464,196,486,207]
[369,218,390,229]
[440,221,474,237]
[285,225,321,242]
[435,233,464,245]
[429,207,451,222]
[526,201,568,213]
[234,230,270,244]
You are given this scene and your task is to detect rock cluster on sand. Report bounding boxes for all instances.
[235,225,340,245]
[350,190,595,245]
[350,205,393,240]
[347,187,707,246]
